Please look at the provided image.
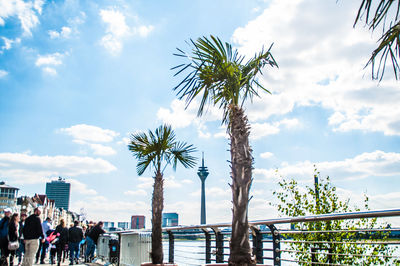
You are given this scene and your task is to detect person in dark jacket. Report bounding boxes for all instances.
[68,221,83,265]
[0,208,12,266]
[22,208,45,266]
[85,221,105,262]
[8,213,19,266]
[54,219,68,266]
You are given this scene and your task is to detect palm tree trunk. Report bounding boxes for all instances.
[228,105,255,266]
[151,172,164,264]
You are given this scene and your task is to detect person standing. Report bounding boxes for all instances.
[68,221,83,265]
[54,219,68,266]
[85,222,105,263]
[8,213,19,266]
[35,218,52,264]
[22,208,45,266]
[0,208,12,266]
[16,213,26,266]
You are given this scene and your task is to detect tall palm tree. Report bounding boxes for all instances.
[128,124,196,264]
[173,36,277,265]
[354,0,400,80]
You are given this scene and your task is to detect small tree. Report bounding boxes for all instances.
[272,169,395,265]
[128,124,196,264]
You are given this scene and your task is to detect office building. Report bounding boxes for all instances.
[103,221,115,229]
[45,177,71,210]
[0,182,19,212]
[131,215,145,229]
[162,212,178,227]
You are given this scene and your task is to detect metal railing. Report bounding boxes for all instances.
[162,209,400,265]
[97,209,400,266]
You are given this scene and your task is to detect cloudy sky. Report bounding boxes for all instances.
[1,0,399,227]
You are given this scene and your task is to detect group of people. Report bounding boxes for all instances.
[0,208,106,266]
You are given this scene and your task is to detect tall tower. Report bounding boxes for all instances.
[197,152,209,224]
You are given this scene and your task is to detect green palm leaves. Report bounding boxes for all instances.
[173,35,278,124]
[128,124,197,176]
[354,0,400,80]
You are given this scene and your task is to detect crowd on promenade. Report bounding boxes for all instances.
[0,208,105,266]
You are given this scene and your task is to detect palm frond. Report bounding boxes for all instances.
[173,35,277,125]
[354,0,400,80]
[128,125,197,176]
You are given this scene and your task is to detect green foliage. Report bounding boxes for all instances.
[173,35,278,125]
[128,124,197,176]
[272,169,396,265]
[354,0,400,80]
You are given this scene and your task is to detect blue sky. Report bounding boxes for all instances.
[1,0,399,227]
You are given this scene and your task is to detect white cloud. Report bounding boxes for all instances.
[190,186,230,198]
[254,150,400,183]
[60,124,119,156]
[71,196,148,225]
[251,118,300,140]
[60,124,119,143]
[260,152,274,159]
[0,0,43,36]
[1,37,21,52]
[35,52,65,75]
[135,25,154,37]
[48,26,72,39]
[69,179,97,196]
[0,152,117,184]
[88,143,116,156]
[99,8,154,55]
[232,0,400,135]
[124,189,147,196]
[0,70,8,78]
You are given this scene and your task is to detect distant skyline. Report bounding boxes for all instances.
[1,0,399,227]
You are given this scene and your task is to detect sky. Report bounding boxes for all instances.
[0,0,399,227]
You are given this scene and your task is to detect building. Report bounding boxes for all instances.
[162,213,178,227]
[131,215,145,229]
[117,222,130,230]
[103,221,115,229]
[0,182,19,212]
[45,177,71,210]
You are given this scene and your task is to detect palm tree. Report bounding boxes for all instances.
[128,124,196,264]
[354,0,400,80]
[173,36,277,265]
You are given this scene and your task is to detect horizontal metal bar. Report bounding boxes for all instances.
[114,209,400,233]
[281,239,400,245]
[281,248,400,259]
[280,228,400,234]
[281,258,349,265]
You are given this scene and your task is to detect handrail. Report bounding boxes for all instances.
[161,208,400,231]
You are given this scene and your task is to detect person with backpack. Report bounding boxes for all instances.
[54,219,68,266]
[68,221,83,265]
[0,208,12,266]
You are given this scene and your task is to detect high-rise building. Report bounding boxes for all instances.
[45,177,70,210]
[0,182,19,212]
[131,215,145,229]
[162,212,178,227]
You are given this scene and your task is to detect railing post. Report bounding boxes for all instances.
[212,228,224,263]
[202,229,211,263]
[267,224,281,266]
[167,231,174,263]
[251,226,263,264]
